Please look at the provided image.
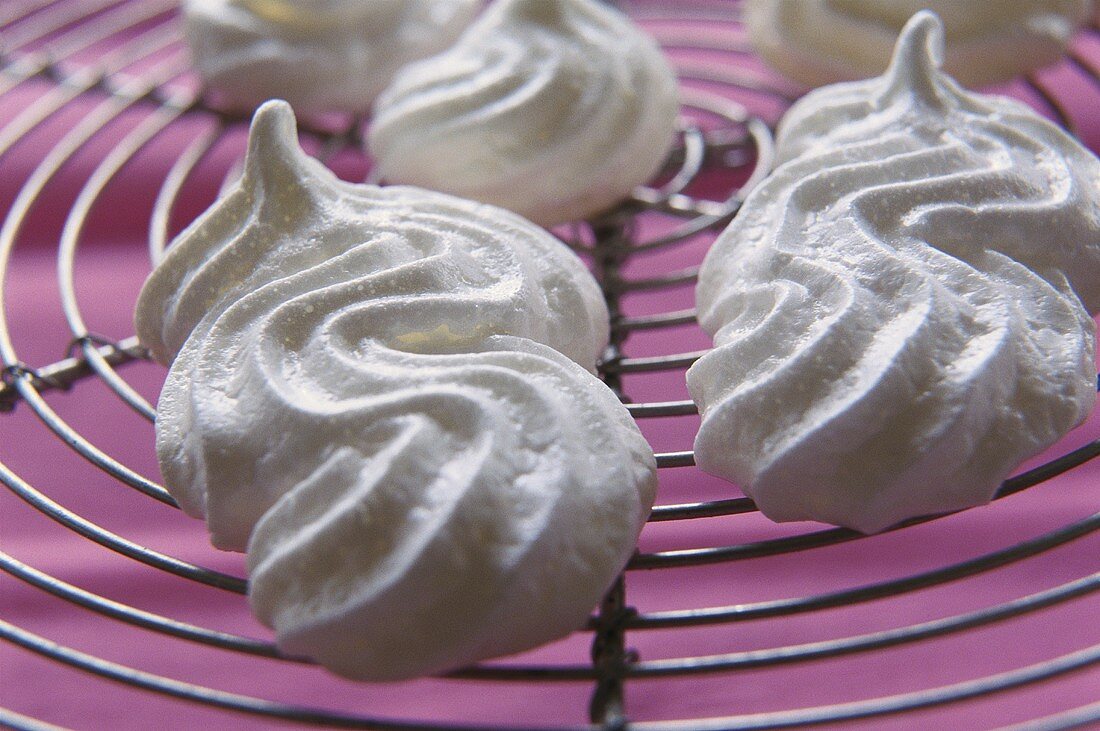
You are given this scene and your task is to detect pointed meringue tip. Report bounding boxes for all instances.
[892,11,945,71]
[243,100,305,187]
[250,99,297,139]
[883,11,949,105]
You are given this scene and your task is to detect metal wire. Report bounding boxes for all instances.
[3,513,1097,681]
[631,645,1100,730]
[1,1,1098,728]
[999,701,1100,731]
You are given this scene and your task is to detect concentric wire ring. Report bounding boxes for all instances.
[1,1,1097,728]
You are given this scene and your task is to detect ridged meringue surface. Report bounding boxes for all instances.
[135,101,657,679]
[746,0,1092,88]
[687,12,1100,534]
[183,0,478,113]
[368,0,680,226]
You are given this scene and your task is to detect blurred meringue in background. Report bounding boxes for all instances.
[368,0,680,226]
[183,0,479,113]
[746,0,1093,88]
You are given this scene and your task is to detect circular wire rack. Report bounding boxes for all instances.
[0,1,1098,729]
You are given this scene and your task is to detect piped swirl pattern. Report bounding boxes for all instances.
[135,101,657,679]
[688,13,1100,534]
[368,0,680,226]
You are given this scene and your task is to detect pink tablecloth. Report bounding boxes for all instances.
[1,3,1098,729]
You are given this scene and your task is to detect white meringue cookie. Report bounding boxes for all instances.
[135,101,656,680]
[368,0,680,226]
[687,12,1100,534]
[746,0,1092,88]
[183,0,478,113]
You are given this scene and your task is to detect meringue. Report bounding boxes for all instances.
[368,0,680,226]
[687,12,1100,534]
[746,0,1092,88]
[183,0,478,113]
[135,101,657,680]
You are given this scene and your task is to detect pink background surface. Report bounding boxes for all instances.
[1,2,1098,729]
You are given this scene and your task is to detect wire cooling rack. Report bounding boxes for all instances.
[1,1,1098,729]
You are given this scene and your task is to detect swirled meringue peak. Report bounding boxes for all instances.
[687,12,1100,534]
[746,0,1091,88]
[183,0,479,113]
[368,0,680,226]
[135,101,657,679]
